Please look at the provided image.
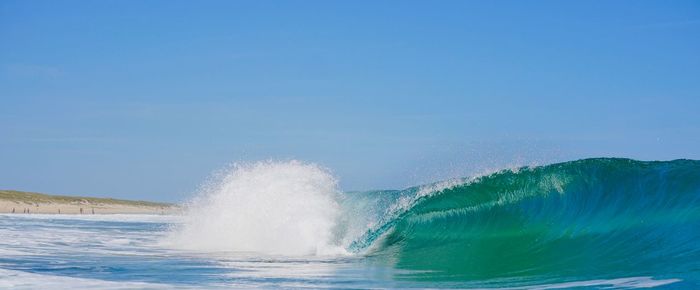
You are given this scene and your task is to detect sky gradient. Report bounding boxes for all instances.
[1,1,699,202]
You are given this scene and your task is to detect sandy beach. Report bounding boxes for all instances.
[0,190,178,215]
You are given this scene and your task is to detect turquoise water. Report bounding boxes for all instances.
[1,158,699,288]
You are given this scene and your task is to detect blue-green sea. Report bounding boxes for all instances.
[1,158,699,289]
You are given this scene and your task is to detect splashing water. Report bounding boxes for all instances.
[168,160,347,256]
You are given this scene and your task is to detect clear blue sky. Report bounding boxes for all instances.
[1,1,699,202]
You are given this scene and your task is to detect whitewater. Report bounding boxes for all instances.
[1,158,699,289]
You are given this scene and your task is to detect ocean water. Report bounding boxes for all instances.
[1,158,699,289]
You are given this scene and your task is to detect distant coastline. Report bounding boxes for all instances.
[0,190,178,215]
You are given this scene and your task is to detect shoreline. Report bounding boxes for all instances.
[0,190,179,215]
[0,200,177,215]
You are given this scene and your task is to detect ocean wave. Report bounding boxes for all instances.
[349,158,700,280]
[164,158,700,283]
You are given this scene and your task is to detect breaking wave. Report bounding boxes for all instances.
[168,158,700,282]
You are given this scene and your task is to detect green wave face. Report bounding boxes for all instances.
[350,158,700,284]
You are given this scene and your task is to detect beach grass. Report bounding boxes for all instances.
[0,189,173,207]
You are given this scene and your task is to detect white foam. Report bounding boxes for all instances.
[166,160,346,256]
[0,269,172,290]
[0,214,174,257]
[520,276,681,289]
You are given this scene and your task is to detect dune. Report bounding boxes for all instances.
[0,190,178,215]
